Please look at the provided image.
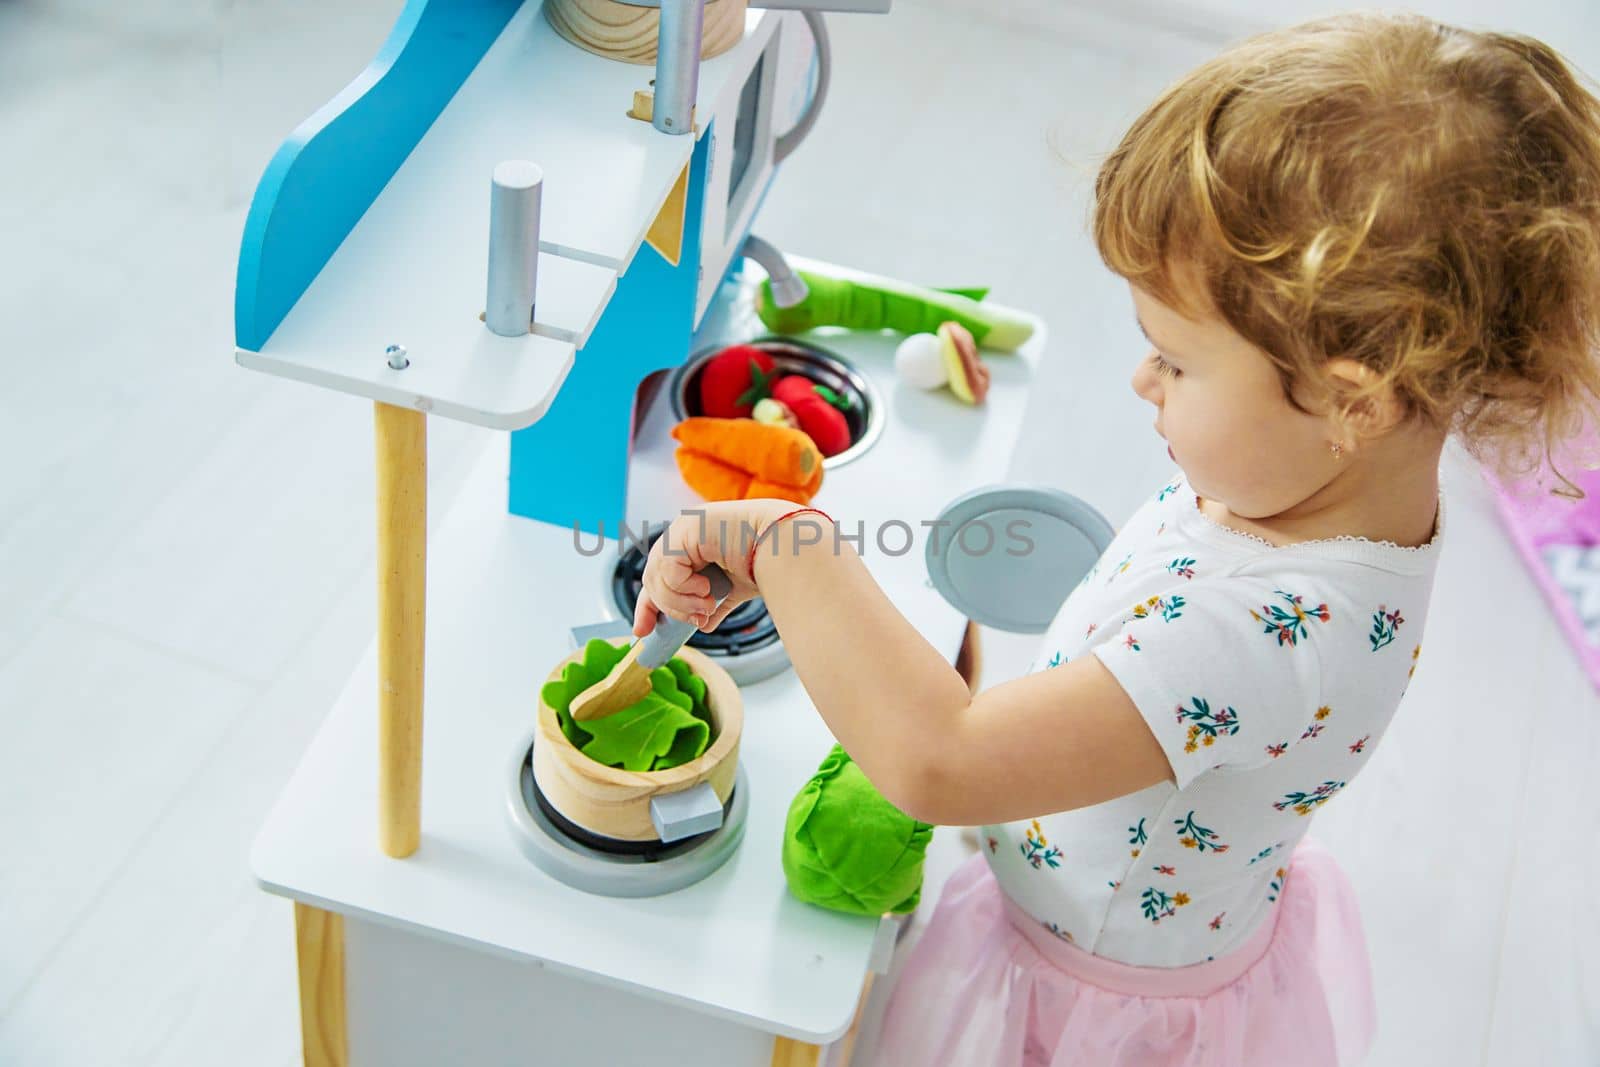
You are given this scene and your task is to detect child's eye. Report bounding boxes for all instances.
[1151,353,1182,379]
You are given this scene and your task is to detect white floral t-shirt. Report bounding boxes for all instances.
[982,473,1442,967]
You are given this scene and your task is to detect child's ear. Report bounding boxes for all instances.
[1323,357,1407,440]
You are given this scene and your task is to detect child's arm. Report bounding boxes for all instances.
[753,521,1173,825]
[636,502,1173,826]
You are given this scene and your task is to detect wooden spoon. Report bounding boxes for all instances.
[569,564,734,722]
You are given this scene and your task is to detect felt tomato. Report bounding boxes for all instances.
[793,398,852,456]
[699,345,779,418]
[770,375,818,410]
[770,375,853,457]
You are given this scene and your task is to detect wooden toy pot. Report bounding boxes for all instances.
[545,0,750,64]
[533,639,742,841]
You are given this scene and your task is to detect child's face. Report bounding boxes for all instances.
[1128,271,1338,520]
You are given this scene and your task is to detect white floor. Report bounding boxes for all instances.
[1,1,1596,1064]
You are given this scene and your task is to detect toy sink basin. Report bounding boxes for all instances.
[668,336,885,468]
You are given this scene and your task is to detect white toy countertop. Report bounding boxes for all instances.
[251,264,1046,1042]
[236,0,777,429]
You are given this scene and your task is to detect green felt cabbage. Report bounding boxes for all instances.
[782,745,934,916]
[540,639,714,772]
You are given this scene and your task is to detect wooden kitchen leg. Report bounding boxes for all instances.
[831,973,877,1066]
[294,903,348,1067]
[375,401,427,858]
[770,972,878,1067]
[770,1038,821,1067]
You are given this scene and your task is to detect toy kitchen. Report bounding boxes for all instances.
[236,0,1109,1063]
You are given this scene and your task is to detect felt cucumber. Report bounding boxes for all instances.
[757,270,1032,351]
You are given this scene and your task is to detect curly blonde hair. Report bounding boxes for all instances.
[1093,13,1600,484]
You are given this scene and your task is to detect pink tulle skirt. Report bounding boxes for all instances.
[874,838,1375,1066]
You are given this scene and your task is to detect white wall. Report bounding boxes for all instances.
[1184,0,1600,76]
[920,0,1600,81]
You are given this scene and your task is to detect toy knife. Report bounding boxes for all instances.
[568,564,734,722]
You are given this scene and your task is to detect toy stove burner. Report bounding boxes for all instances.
[609,529,791,684]
[505,734,749,897]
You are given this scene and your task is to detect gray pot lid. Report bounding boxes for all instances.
[925,484,1115,634]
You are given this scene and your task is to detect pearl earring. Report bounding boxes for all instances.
[1330,441,1345,459]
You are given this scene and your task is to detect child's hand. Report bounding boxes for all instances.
[634,500,788,636]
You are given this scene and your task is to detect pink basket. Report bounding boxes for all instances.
[1487,426,1600,693]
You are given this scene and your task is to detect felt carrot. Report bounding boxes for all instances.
[674,447,752,501]
[671,417,820,487]
[748,469,822,504]
[672,417,824,505]
[757,269,1033,351]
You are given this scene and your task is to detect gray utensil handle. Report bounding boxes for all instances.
[635,564,733,669]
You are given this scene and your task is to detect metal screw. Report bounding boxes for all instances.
[385,344,409,370]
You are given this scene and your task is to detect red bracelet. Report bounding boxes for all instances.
[745,506,835,584]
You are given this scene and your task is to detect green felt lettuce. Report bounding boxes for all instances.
[540,639,714,772]
[665,655,711,727]
[782,745,934,916]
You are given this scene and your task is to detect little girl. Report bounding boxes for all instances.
[635,13,1600,1066]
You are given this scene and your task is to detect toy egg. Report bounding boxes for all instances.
[894,332,948,390]
[895,323,990,405]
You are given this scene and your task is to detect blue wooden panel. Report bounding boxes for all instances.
[235,0,523,352]
[508,128,714,537]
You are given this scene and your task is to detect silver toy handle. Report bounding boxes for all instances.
[635,563,734,669]
[485,161,543,336]
[653,0,704,134]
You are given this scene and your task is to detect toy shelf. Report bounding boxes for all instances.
[235,0,771,430]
